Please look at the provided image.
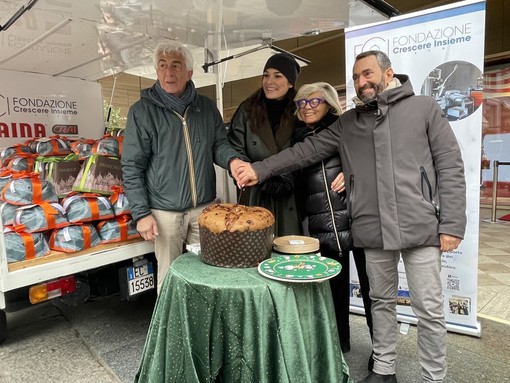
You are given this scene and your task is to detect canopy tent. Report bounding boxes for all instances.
[0,0,386,87]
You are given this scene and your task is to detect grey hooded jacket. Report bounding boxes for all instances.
[121,85,242,222]
[252,74,466,250]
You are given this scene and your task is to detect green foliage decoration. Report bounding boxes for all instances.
[103,100,126,133]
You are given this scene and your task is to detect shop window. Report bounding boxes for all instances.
[481,66,510,206]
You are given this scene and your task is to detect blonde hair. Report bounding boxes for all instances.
[153,41,194,71]
[294,82,342,121]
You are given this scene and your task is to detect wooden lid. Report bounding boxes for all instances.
[273,235,320,254]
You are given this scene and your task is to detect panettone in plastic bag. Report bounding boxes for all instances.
[70,139,95,160]
[97,216,140,243]
[0,169,13,193]
[14,202,68,233]
[62,193,114,223]
[49,223,101,253]
[4,226,50,263]
[0,144,34,167]
[1,172,58,205]
[4,153,37,172]
[1,201,18,226]
[92,135,122,157]
[34,136,72,157]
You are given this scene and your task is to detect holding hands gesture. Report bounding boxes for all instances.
[233,161,259,188]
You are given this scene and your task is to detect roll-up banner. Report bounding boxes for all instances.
[0,70,104,147]
[345,0,485,337]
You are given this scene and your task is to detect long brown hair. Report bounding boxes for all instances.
[243,87,297,133]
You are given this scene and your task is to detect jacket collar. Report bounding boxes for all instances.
[293,112,339,143]
[353,74,413,112]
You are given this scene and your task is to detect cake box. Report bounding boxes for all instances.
[72,155,122,196]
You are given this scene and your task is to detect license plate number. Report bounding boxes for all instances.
[127,263,154,296]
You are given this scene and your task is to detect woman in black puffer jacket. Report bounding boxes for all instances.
[292,82,373,364]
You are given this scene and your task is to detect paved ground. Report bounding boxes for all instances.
[0,292,157,383]
[0,289,509,383]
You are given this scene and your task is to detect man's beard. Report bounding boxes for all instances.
[356,78,386,103]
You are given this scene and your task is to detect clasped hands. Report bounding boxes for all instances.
[230,159,258,188]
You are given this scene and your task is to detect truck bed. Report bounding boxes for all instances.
[0,237,155,307]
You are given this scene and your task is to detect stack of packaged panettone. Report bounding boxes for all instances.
[0,134,137,264]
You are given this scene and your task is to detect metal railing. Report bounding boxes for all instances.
[488,160,510,223]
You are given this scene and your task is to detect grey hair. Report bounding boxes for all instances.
[153,41,194,71]
[294,82,343,120]
[355,50,392,71]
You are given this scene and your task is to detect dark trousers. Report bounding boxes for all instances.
[327,247,373,344]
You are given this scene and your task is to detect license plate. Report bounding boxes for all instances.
[127,262,154,296]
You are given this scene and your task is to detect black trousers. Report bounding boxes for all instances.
[326,247,373,344]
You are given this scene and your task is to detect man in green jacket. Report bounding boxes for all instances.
[234,50,466,383]
[121,41,244,293]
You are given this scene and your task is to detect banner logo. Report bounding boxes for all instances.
[354,37,389,59]
[53,125,78,135]
[0,94,7,117]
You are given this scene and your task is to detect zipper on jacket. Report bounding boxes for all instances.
[420,166,440,221]
[348,174,354,228]
[177,110,198,208]
[321,161,342,252]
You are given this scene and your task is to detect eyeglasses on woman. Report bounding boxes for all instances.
[295,98,325,109]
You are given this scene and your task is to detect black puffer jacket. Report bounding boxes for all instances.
[292,113,353,254]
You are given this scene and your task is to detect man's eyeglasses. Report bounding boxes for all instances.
[295,98,325,109]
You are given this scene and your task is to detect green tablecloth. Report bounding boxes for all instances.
[135,252,353,383]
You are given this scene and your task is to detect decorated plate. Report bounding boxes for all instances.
[258,254,341,283]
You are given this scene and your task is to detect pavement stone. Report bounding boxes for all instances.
[1,291,509,383]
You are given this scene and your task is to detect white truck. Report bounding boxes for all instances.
[0,70,155,341]
[0,68,157,342]
[0,65,158,341]
[0,0,163,342]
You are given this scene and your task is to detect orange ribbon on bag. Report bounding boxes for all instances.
[97,215,136,242]
[11,224,36,260]
[81,193,101,221]
[109,185,124,205]
[117,215,130,240]
[39,202,58,230]
[49,222,94,252]
[81,224,92,249]
[0,169,13,176]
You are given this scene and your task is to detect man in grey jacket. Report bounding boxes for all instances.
[234,50,466,383]
[122,41,244,293]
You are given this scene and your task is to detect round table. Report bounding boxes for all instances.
[135,252,353,383]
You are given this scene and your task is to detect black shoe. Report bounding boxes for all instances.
[358,372,397,383]
[341,341,351,353]
[367,351,374,372]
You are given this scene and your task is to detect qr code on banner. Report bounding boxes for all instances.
[447,277,460,291]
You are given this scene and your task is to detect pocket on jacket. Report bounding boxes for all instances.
[419,166,440,221]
